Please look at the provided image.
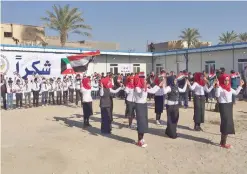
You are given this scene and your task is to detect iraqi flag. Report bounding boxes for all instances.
[61,58,75,75]
[177,74,185,81]
[209,73,216,79]
[67,50,100,72]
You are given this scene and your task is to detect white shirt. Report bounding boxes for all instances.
[163,84,187,105]
[215,86,242,103]
[75,80,81,90]
[99,87,122,96]
[7,84,14,93]
[32,82,40,91]
[189,82,213,95]
[40,83,49,92]
[80,87,92,102]
[48,83,56,92]
[125,87,135,102]
[56,82,63,91]
[23,82,32,93]
[68,80,75,89]
[62,81,69,91]
[134,86,160,104]
[91,81,99,91]
[14,84,23,93]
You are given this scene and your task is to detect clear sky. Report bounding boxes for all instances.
[1,1,247,51]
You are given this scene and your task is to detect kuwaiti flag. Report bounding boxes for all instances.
[67,50,100,72]
[61,58,75,75]
[177,74,185,81]
[209,73,216,79]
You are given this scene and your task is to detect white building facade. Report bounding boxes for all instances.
[0,43,246,79]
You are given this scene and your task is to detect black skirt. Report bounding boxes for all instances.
[165,104,179,138]
[126,101,136,118]
[135,103,148,133]
[193,95,205,124]
[154,95,164,114]
[101,107,112,133]
[82,102,93,119]
[219,103,235,134]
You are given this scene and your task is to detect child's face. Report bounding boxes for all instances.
[224,77,230,85]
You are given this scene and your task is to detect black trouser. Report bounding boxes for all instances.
[33,91,39,107]
[63,91,68,104]
[188,90,192,101]
[16,93,23,108]
[1,93,7,110]
[57,91,62,105]
[69,88,74,103]
[49,92,55,104]
[75,89,82,106]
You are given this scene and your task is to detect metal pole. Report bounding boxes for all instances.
[200,49,202,71]
[232,45,235,70]
[106,54,108,74]
[152,52,154,71]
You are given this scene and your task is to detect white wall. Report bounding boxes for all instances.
[152,48,247,74]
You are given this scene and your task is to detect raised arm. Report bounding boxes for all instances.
[232,80,244,96]
[125,87,130,94]
[110,87,122,94]
[163,86,171,95]
[188,81,197,91]
[204,85,214,93]
[215,86,222,98]
[147,85,160,94]
[178,82,188,93]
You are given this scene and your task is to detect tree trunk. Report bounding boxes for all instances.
[60,31,67,47]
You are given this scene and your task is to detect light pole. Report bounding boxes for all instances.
[149,42,155,71]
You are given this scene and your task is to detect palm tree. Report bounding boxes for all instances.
[179,28,201,71]
[218,31,238,44]
[41,4,92,47]
[238,32,247,42]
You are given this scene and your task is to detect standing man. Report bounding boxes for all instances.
[56,77,63,105]
[1,74,7,110]
[23,78,32,108]
[32,77,40,107]
[68,76,75,103]
[48,78,55,105]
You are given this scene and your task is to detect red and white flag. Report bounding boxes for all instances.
[67,50,100,72]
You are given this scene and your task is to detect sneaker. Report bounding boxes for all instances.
[156,120,161,125]
[129,124,136,129]
[220,144,232,149]
[136,139,147,148]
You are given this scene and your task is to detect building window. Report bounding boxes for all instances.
[156,64,163,74]
[205,61,215,74]
[110,64,118,74]
[238,59,247,73]
[4,32,13,38]
[133,64,140,73]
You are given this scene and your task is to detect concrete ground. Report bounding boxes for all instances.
[1,99,247,174]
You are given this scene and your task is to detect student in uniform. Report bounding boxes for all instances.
[62,77,69,105]
[14,79,23,109]
[99,77,123,134]
[68,76,75,103]
[48,78,55,105]
[6,78,14,110]
[41,78,49,106]
[32,77,41,107]
[163,75,188,138]
[75,74,83,106]
[154,75,165,125]
[91,77,99,99]
[56,77,63,105]
[23,78,32,108]
[187,72,215,131]
[134,72,164,148]
[215,74,244,148]
[124,76,136,128]
[81,77,93,127]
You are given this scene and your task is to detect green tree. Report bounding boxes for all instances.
[179,28,201,71]
[238,32,247,42]
[41,4,92,47]
[219,31,238,44]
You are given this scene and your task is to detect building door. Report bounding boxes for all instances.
[238,59,247,73]
[133,64,140,73]
[205,61,216,74]
[155,64,163,74]
[110,64,118,74]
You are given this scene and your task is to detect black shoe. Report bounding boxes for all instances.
[198,127,203,131]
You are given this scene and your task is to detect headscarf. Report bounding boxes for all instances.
[219,74,231,92]
[194,72,205,86]
[126,76,134,89]
[134,72,147,91]
[167,76,177,87]
[81,77,91,90]
[154,75,163,86]
[101,77,113,89]
[134,74,139,87]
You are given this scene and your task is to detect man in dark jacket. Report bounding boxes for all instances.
[1,74,7,110]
